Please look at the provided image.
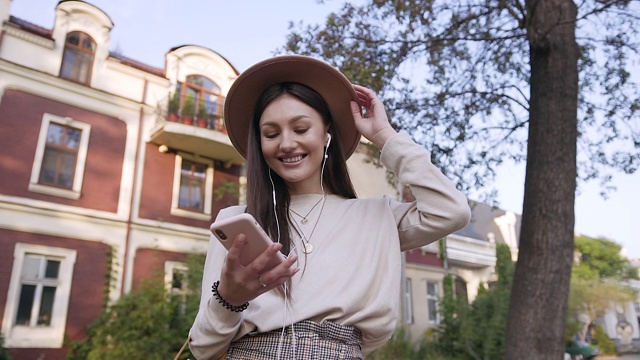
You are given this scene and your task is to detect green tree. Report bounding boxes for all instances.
[461,243,514,360]
[66,253,204,360]
[283,1,639,358]
[573,235,639,281]
[434,274,464,357]
[566,235,637,345]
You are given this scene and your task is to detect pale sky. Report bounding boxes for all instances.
[9,0,640,259]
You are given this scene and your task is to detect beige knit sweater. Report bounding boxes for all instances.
[189,133,471,359]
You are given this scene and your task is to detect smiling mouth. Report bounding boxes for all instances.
[281,155,305,163]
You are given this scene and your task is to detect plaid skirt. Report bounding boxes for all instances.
[224,320,363,359]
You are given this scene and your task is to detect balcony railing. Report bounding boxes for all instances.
[421,234,497,268]
[150,92,244,166]
[445,234,497,268]
[156,93,227,133]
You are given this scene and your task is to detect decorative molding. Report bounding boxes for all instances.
[2,25,55,49]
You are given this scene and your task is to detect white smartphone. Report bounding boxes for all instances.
[210,213,285,270]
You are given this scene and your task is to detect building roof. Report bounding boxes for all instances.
[454,200,522,246]
[108,52,165,78]
[8,16,54,40]
[7,15,166,78]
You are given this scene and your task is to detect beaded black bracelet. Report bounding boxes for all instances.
[211,280,249,312]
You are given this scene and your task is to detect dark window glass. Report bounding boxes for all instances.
[45,260,60,279]
[172,269,185,290]
[16,284,36,325]
[38,286,57,326]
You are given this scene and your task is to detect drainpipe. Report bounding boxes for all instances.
[120,78,148,295]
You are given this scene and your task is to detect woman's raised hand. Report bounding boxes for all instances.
[217,234,299,306]
[351,84,397,150]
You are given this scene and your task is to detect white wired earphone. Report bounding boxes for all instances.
[270,132,332,359]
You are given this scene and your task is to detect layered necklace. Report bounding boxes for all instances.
[289,194,326,254]
[288,195,324,224]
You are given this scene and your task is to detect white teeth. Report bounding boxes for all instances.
[282,155,303,163]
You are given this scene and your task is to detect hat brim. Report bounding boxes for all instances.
[224,55,360,159]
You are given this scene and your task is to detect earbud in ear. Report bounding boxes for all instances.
[324,134,331,159]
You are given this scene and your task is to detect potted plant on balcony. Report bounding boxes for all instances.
[196,98,209,128]
[167,91,180,122]
[181,93,195,125]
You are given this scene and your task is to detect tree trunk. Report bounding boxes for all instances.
[504,0,579,359]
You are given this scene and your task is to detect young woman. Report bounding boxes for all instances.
[189,55,471,359]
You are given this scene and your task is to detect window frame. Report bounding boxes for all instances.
[183,74,224,118]
[1,243,77,348]
[59,31,96,85]
[164,261,188,296]
[29,113,91,200]
[170,153,214,220]
[426,280,440,325]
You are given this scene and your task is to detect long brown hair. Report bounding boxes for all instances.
[245,82,357,255]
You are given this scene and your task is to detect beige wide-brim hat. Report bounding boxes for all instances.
[223,55,361,159]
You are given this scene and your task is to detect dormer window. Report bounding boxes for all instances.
[60,31,96,85]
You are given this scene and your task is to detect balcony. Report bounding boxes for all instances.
[421,234,497,268]
[149,94,244,166]
[445,234,496,268]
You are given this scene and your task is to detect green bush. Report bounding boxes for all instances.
[368,327,417,359]
[65,253,204,360]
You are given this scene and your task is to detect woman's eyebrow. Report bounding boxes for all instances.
[260,115,310,128]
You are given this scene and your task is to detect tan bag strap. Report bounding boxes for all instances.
[173,336,190,360]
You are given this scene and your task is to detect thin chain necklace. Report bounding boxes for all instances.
[289,195,324,224]
[290,194,326,254]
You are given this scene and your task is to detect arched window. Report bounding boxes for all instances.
[182,75,224,118]
[60,32,96,85]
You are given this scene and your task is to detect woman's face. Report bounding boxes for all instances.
[259,94,329,195]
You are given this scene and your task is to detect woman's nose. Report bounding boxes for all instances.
[279,132,296,151]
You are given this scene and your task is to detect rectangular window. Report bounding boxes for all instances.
[427,281,440,325]
[15,255,61,327]
[403,277,413,324]
[39,123,81,188]
[165,261,188,296]
[2,244,76,348]
[171,154,213,220]
[179,160,207,211]
[30,114,91,199]
[165,261,188,315]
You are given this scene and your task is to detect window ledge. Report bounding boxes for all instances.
[4,325,63,348]
[170,207,211,221]
[28,183,81,200]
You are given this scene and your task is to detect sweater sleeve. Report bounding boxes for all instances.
[189,206,246,360]
[380,132,471,251]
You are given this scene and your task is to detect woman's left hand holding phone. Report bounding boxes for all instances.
[216,234,299,307]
